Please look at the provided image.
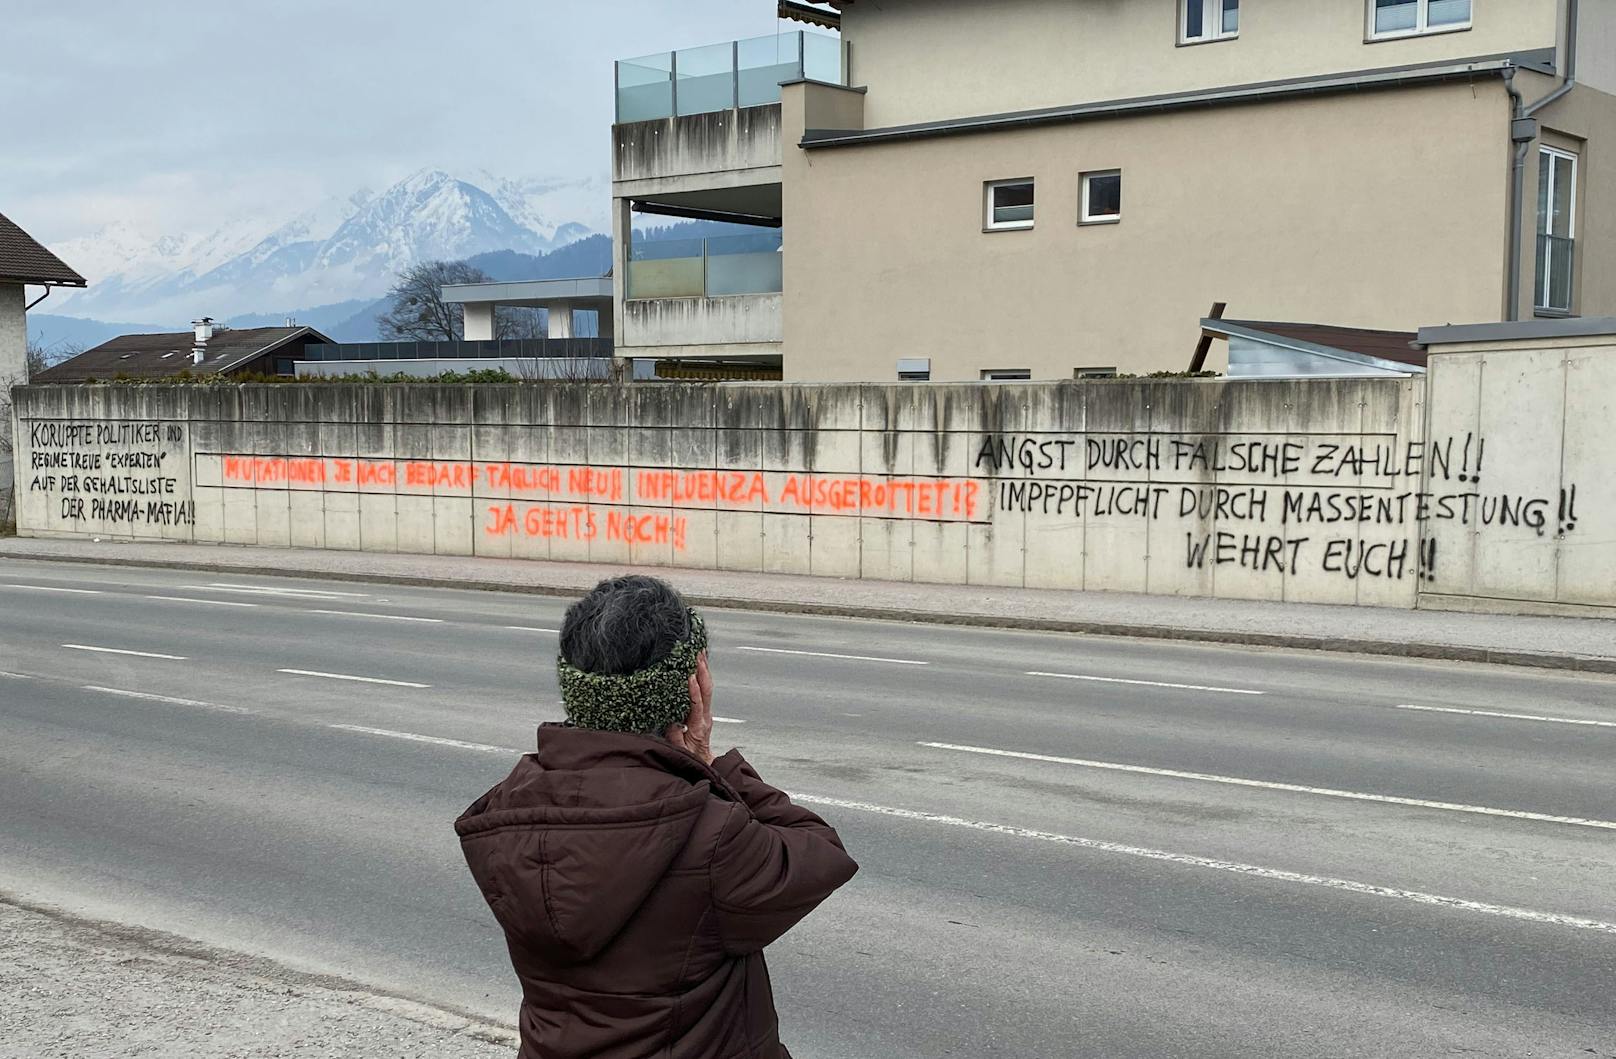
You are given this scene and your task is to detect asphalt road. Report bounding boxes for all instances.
[1,558,1613,1058]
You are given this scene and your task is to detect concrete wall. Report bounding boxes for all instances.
[1422,334,1616,614]
[1576,0,1616,98]
[613,105,782,193]
[13,372,1607,612]
[783,79,1511,382]
[840,0,1561,128]
[620,293,783,358]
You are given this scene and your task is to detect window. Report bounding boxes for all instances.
[1081,170,1122,223]
[897,357,931,381]
[985,179,1034,230]
[1181,0,1238,43]
[275,357,297,377]
[1075,366,1118,379]
[1535,146,1578,314]
[981,368,1032,381]
[1369,0,1470,39]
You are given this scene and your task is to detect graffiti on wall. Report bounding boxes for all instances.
[974,432,1582,583]
[208,454,984,554]
[23,420,194,528]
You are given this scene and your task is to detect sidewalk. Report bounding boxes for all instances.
[3,535,1613,673]
[0,896,515,1059]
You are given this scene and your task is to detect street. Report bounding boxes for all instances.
[1,559,1613,1057]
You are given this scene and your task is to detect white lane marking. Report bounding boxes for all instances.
[83,685,252,714]
[277,669,430,689]
[919,742,1616,832]
[793,794,1616,937]
[62,644,187,661]
[187,583,371,599]
[0,671,34,680]
[1396,703,1616,730]
[329,724,515,754]
[4,583,102,595]
[713,717,747,724]
[504,626,559,633]
[735,646,929,666]
[144,595,259,608]
[1027,671,1263,695]
[308,609,444,624]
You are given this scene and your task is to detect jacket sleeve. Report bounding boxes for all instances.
[706,750,859,955]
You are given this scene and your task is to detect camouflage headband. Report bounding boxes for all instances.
[558,610,707,735]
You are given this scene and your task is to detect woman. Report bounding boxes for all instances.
[456,575,858,1058]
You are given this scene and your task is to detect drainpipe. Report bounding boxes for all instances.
[24,286,51,312]
[1505,0,1579,319]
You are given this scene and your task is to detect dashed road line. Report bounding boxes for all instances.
[309,609,444,624]
[277,669,430,689]
[793,794,1616,936]
[144,595,259,608]
[187,583,371,600]
[62,644,187,661]
[1027,671,1263,695]
[83,685,252,714]
[736,646,929,666]
[4,583,102,595]
[328,724,515,754]
[0,671,34,680]
[713,717,747,724]
[919,741,1616,831]
[1396,703,1616,729]
[503,626,559,633]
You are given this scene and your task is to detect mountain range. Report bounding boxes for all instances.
[33,169,608,347]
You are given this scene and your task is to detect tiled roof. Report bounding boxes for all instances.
[0,212,85,286]
[32,326,329,383]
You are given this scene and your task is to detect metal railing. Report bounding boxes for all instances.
[626,233,783,300]
[304,338,615,362]
[1535,234,1575,313]
[615,30,844,123]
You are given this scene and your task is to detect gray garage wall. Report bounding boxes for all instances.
[9,371,1606,612]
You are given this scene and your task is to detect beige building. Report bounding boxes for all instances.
[611,0,1616,381]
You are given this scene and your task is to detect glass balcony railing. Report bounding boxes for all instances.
[616,30,845,123]
[626,232,784,300]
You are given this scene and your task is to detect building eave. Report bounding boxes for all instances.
[779,1,838,29]
[802,55,1528,149]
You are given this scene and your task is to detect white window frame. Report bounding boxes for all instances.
[1080,170,1123,224]
[1366,0,1472,41]
[984,178,1035,231]
[1536,145,1578,314]
[1179,0,1239,44]
[981,368,1032,381]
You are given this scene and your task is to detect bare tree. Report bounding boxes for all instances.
[376,260,492,340]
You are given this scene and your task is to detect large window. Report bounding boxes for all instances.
[985,179,1035,230]
[1181,0,1239,43]
[1369,0,1470,39]
[1536,146,1578,314]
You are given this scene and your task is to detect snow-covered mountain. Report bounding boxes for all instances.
[49,170,605,322]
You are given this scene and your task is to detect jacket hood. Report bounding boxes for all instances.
[456,727,730,964]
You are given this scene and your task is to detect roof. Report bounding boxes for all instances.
[33,326,331,383]
[802,53,1540,149]
[0,212,85,287]
[442,276,613,307]
[1213,319,1425,366]
[779,1,838,28]
[1417,316,1616,346]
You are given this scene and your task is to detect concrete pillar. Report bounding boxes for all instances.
[611,196,632,347]
[596,303,614,339]
[462,302,495,341]
[0,284,26,385]
[546,302,574,339]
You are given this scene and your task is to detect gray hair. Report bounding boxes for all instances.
[559,575,693,676]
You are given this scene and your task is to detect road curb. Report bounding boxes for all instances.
[5,549,1615,675]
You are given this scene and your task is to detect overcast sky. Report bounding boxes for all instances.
[0,0,788,243]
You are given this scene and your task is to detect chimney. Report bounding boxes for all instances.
[192,317,213,365]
